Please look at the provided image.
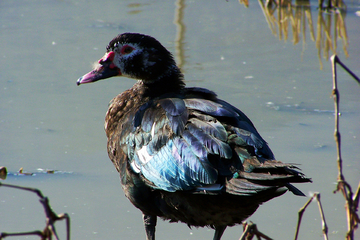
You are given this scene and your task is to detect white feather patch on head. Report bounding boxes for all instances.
[142,51,156,67]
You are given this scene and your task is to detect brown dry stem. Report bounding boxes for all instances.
[0,183,70,240]
[294,192,329,240]
[239,222,273,240]
[331,54,359,240]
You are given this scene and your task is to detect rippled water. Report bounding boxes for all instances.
[1,0,359,239]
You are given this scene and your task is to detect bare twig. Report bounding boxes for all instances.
[294,193,329,240]
[315,193,329,239]
[240,222,273,240]
[0,182,70,240]
[294,195,314,240]
[0,231,45,239]
[331,54,360,240]
[331,55,360,85]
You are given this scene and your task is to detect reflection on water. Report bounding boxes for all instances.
[240,0,347,8]
[258,0,348,69]
[173,0,186,69]
[174,0,350,70]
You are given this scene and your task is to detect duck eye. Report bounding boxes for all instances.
[121,45,134,54]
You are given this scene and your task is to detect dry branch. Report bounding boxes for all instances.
[0,183,70,240]
[294,192,329,240]
[331,54,360,240]
[240,222,273,240]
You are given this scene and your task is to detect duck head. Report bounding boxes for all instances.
[77,33,181,86]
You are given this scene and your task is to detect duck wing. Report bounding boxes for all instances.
[116,88,309,194]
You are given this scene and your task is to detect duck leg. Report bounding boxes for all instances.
[143,214,157,240]
[213,225,227,240]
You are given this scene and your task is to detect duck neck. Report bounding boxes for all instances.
[142,65,185,98]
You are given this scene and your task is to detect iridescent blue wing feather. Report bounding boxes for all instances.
[215,98,275,159]
[122,89,307,194]
[128,97,223,191]
[184,97,274,160]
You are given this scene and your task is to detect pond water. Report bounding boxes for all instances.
[1,0,359,239]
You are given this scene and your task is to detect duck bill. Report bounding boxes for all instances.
[77,52,120,85]
[77,64,120,85]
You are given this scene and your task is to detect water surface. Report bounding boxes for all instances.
[1,0,359,239]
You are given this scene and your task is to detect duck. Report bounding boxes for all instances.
[77,33,311,240]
